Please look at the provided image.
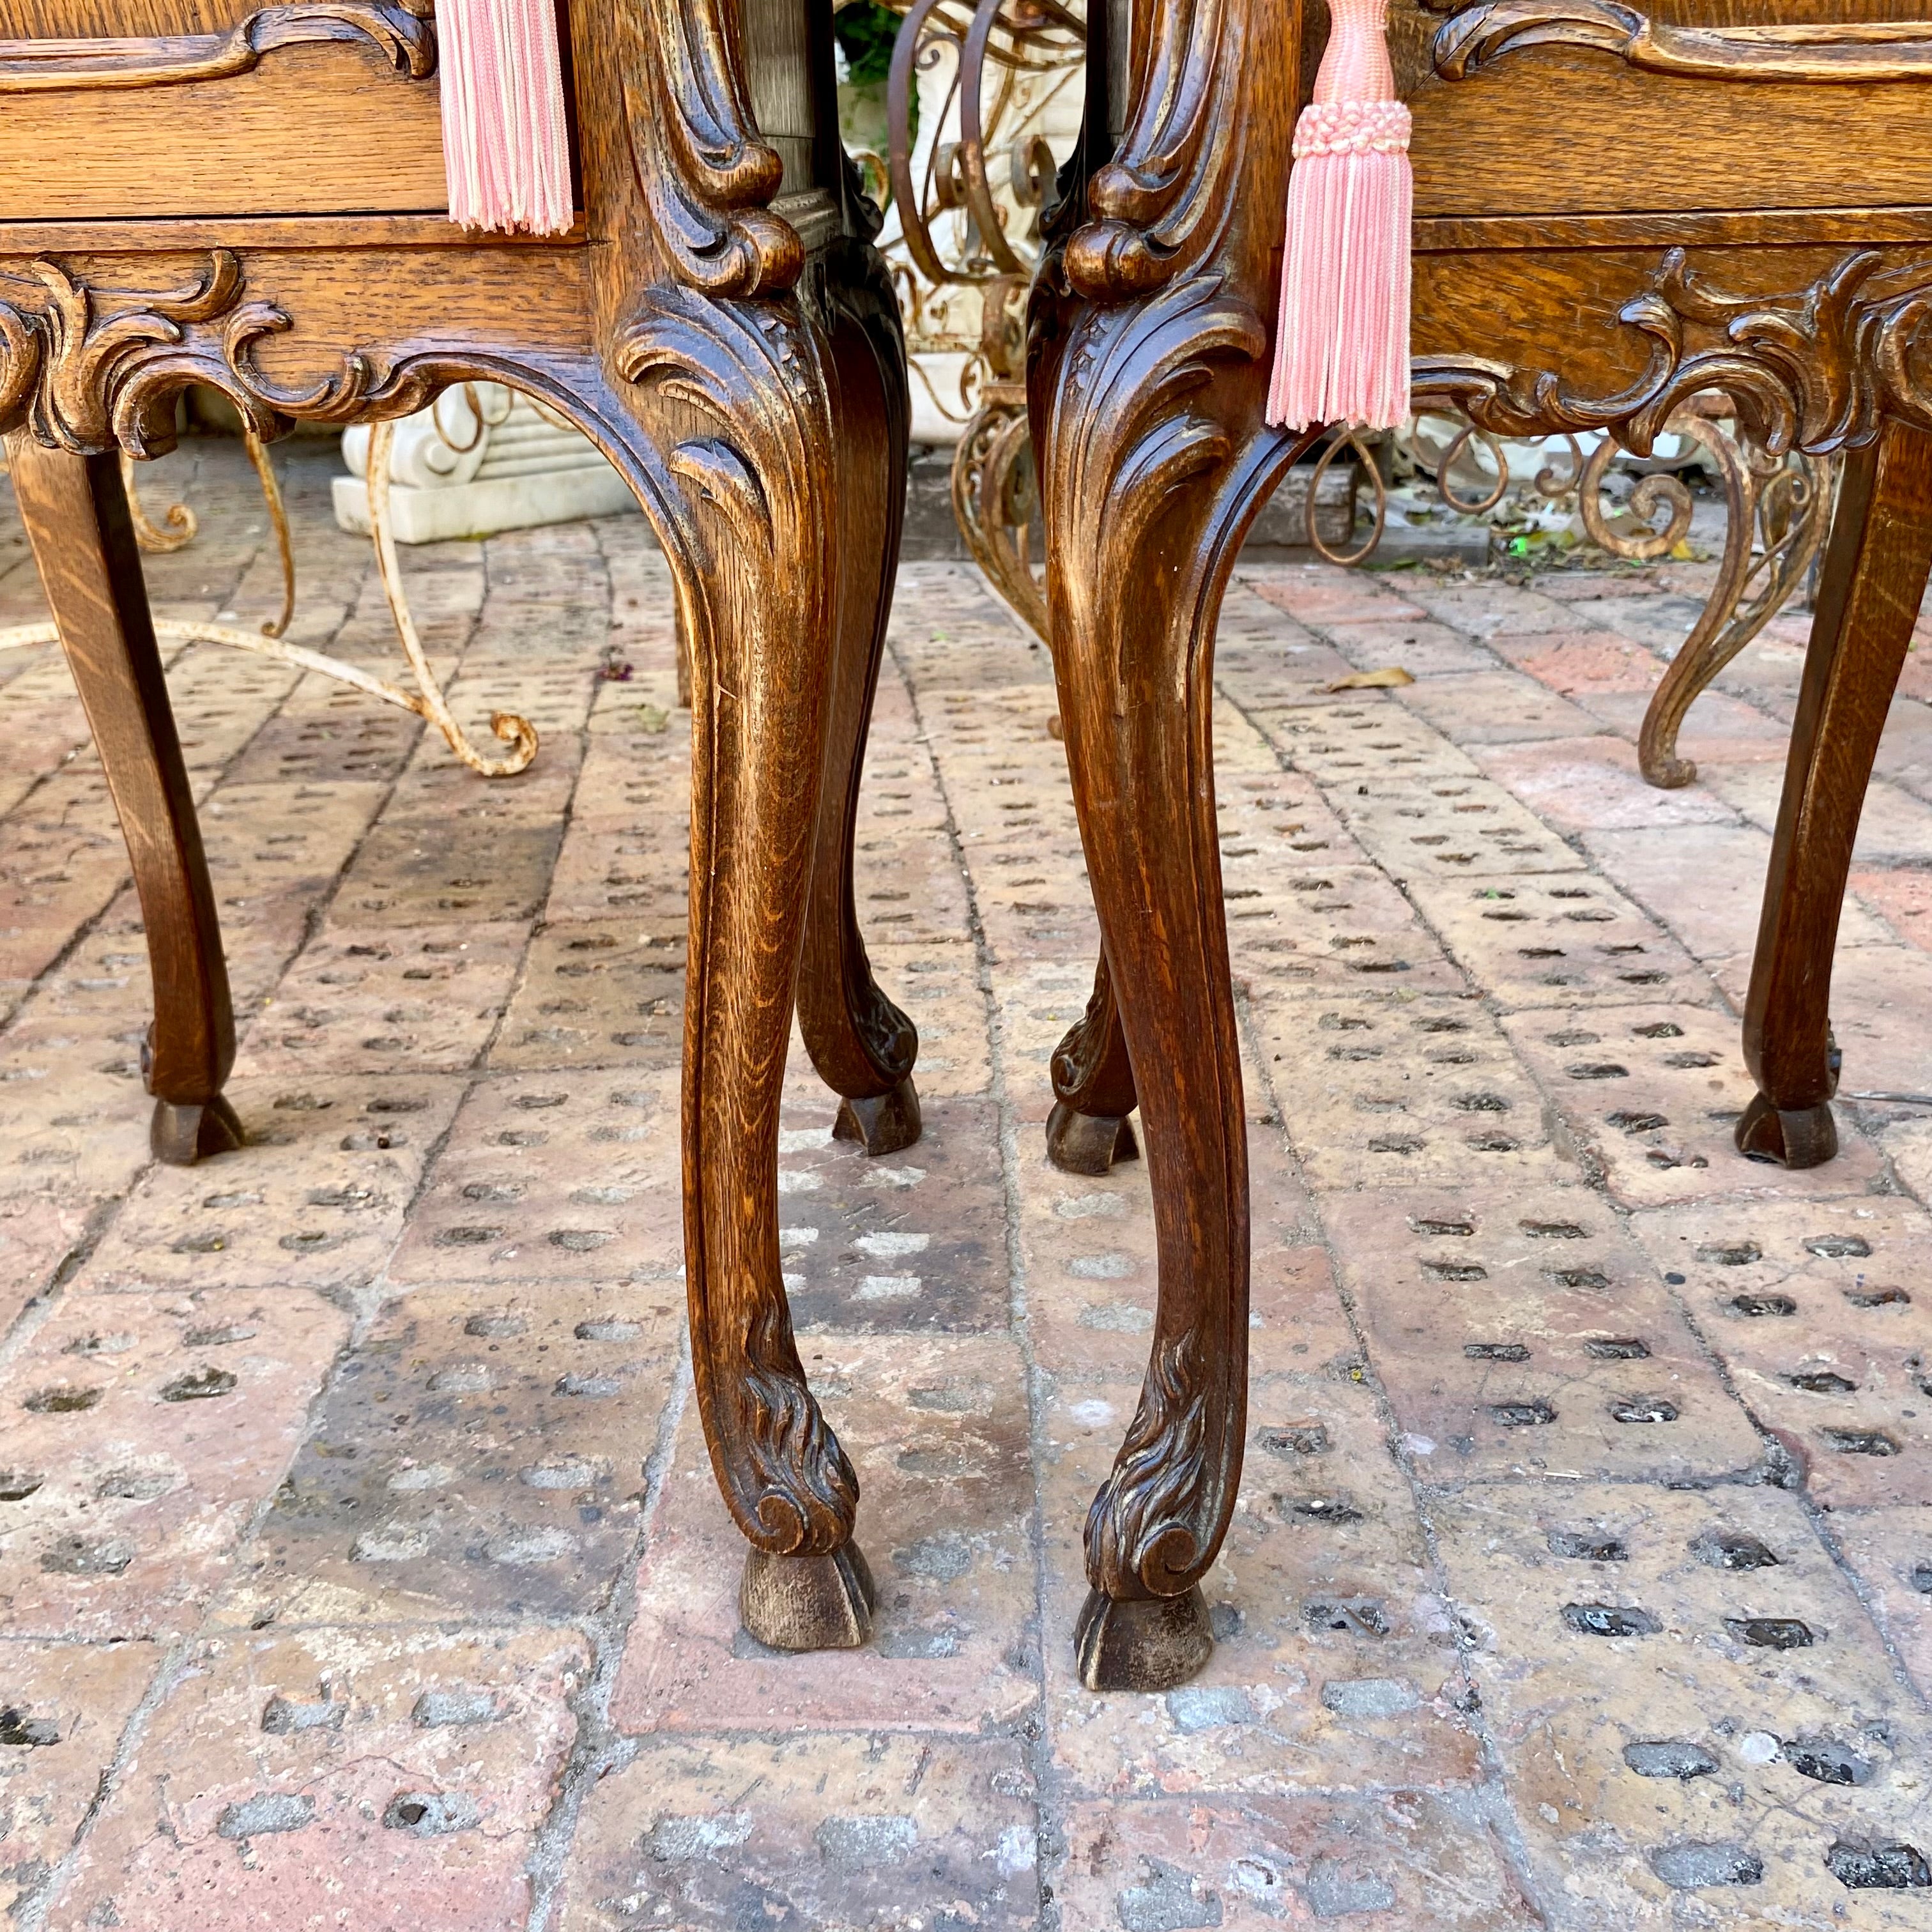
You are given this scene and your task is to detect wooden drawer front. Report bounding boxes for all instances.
[1610,1,1932,22]
[0,37,445,221]
[3,0,257,36]
[1412,51,1932,219]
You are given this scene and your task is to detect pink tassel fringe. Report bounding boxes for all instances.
[438,0,572,236]
[1266,0,1412,431]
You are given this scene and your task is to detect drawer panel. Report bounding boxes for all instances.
[1411,53,1932,218]
[2,0,255,34]
[0,234,595,427]
[0,40,446,220]
[1621,1,1932,22]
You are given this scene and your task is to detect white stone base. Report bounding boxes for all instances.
[332,466,639,546]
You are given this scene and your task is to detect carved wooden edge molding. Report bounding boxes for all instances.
[0,0,434,93]
[1412,246,1932,459]
[618,0,804,300]
[1432,1,1932,84]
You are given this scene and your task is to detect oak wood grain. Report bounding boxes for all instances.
[3,0,252,34]
[1415,205,1932,251]
[0,40,444,220]
[0,215,586,252]
[1641,1,1932,20]
[1411,57,1932,217]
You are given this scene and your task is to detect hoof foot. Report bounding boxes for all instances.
[833,1077,922,1156]
[1074,1584,1212,1691]
[1736,1092,1837,1169]
[740,1544,876,1652]
[150,1094,245,1167]
[1046,1101,1138,1176]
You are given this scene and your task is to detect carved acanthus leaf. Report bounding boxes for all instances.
[1084,1333,1218,1598]
[1413,247,1932,459]
[620,0,804,298]
[1434,0,1932,84]
[1047,276,1268,604]
[736,1301,861,1556]
[615,285,826,546]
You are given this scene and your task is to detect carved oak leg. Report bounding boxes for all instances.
[614,295,871,1649]
[1027,0,1311,1690]
[1035,282,1317,1686]
[795,242,921,1157]
[6,434,241,1164]
[1738,417,1932,1168]
[1046,953,1140,1175]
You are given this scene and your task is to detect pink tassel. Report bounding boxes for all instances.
[1266,0,1412,431]
[437,0,573,236]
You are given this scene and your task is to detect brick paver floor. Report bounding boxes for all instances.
[0,436,1928,1930]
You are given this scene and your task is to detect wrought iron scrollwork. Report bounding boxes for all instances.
[880,0,1082,636]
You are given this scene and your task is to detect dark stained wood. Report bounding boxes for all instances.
[1045,954,1140,1175]
[0,0,916,1656]
[4,434,242,1163]
[793,228,922,1156]
[1738,420,1932,1165]
[1027,0,1325,1692]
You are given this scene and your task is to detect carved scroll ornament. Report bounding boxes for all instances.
[1431,1,1932,84]
[1068,0,1252,300]
[618,0,805,299]
[0,252,450,456]
[1414,247,1932,461]
[0,0,433,92]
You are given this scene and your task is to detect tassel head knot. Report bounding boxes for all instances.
[1292,98,1412,160]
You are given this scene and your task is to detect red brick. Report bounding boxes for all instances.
[0,1289,349,1638]
[45,1625,586,1932]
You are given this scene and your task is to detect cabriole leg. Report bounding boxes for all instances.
[1739,417,1932,1168]
[1027,0,1308,1689]
[795,241,921,1157]
[613,287,873,1648]
[1034,296,1315,1687]
[6,434,241,1165]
